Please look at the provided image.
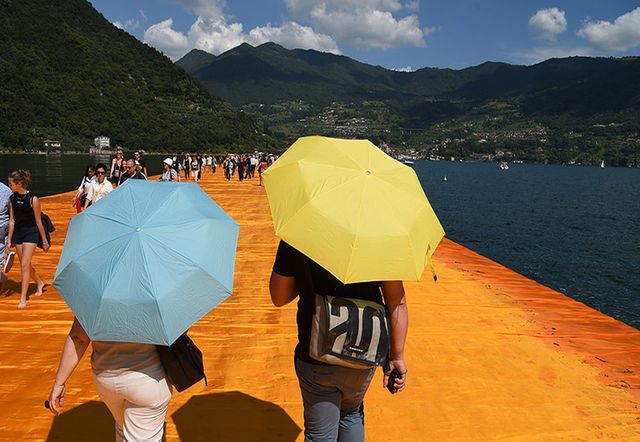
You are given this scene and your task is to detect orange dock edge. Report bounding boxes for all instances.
[0,170,638,441]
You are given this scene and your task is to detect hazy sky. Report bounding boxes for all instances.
[90,0,640,70]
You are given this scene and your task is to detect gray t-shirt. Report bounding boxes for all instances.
[91,341,160,376]
[0,182,11,226]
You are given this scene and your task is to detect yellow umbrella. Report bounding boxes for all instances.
[263,136,445,283]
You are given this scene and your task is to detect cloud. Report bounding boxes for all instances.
[284,0,433,49]
[405,1,419,12]
[578,7,640,51]
[391,65,414,72]
[144,16,339,60]
[510,46,593,65]
[112,10,147,33]
[528,8,567,41]
[249,22,340,53]
[166,0,225,19]
[144,18,190,58]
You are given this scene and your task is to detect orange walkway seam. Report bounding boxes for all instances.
[0,171,638,441]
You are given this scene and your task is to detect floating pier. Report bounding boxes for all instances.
[0,171,638,441]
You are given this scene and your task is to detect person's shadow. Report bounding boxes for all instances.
[173,391,301,442]
[46,401,114,441]
[0,279,40,298]
[45,392,301,441]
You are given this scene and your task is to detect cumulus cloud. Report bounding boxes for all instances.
[144,16,339,60]
[528,8,567,41]
[511,46,593,65]
[144,18,190,58]
[578,7,640,51]
[248,22,340,53]
[284,0,433,49]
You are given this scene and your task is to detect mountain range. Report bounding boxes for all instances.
[0,0,271,152]
[178,43,640,165]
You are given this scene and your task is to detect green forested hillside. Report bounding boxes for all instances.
[0,0,273,152]
[178,43,640,165]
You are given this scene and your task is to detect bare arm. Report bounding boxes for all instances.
[269,272,298,307]
[84,184,94,209]
[31,196,49,252]
[47,318,91,415]
[7,201,14,248]
[382,280,408,393]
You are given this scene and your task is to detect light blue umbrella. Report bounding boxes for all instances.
[54,180,239,345]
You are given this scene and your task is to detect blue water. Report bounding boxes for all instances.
[414,161,640,329]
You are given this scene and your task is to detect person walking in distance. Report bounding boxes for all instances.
[109,150,125,187]
[0,181,12,291]
[86,164,114,207]
[6,170,49,309]
[118,160,147,186]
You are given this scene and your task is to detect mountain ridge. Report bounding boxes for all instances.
[0,0,272,152]
[177,43,640,165]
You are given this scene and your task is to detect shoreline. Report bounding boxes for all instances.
[2,151,638,168]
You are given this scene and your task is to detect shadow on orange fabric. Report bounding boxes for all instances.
[172,391,301,441]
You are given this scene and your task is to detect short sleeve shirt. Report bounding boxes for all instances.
[0,182,12,226]
[272,241,383,364]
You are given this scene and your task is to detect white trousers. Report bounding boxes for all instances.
[93,364,172,442]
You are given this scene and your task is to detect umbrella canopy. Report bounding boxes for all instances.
[263,136,444,284]
[54,180,239,345]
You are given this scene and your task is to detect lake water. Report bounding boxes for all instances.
[1,154,639,329]
[413,160,640,330]
[0,153,169,196]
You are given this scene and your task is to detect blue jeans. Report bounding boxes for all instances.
[295,356,375,442]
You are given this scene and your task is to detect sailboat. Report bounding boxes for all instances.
[600,160,605,168]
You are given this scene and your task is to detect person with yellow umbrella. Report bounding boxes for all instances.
[265,136,444,442]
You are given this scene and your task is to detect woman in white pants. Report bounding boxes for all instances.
[47,318,172,441]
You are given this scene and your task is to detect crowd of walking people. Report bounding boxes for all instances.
[2,149,278,298]
[1,144,406,442]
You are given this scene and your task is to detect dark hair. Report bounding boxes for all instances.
[85,165,96,176]
[95,163,108,173]
[8,169,32,187]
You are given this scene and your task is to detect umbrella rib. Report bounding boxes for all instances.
[90,237,136,333]
[276,174,364,235]
[343,178,367,283]
[147,186,183,225]
[142,232,232,292]
[85,212,133,228]
[55,230,133,278]
[137,185,181,228]
[138,236,169,344]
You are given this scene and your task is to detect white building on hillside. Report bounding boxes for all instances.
[94,136,110,150]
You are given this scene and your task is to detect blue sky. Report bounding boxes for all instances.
[90,0,640,70]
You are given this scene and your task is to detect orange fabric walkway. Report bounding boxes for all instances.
[0,170,638,441]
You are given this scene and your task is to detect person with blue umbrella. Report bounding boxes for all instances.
[46,180,239,441]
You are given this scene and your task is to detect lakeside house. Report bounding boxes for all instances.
[43,138,61,150]
[90,135,112,154]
